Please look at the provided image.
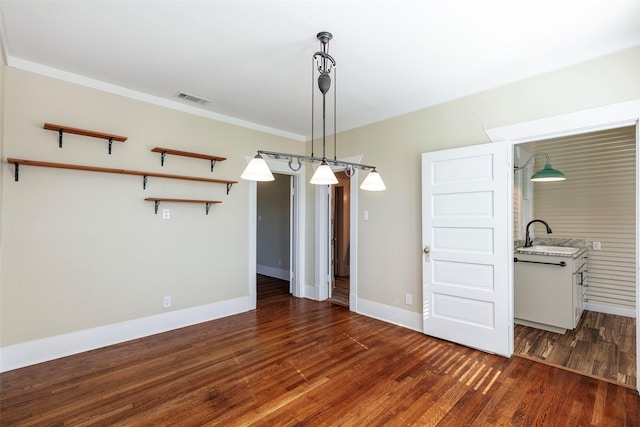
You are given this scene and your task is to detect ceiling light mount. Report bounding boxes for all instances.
[241,31,385,191]
[316,31,332,45]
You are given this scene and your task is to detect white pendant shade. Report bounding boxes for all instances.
[310,163,338,185]
[240,156,275,181]
[360,170,386,191]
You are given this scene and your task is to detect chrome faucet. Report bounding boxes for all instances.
[525,220,552,247]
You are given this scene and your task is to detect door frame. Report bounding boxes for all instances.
[247,156,306,309]
[485,98,640,392]
[314,155,361,307]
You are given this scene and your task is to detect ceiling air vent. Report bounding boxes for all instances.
[176,92,210,106]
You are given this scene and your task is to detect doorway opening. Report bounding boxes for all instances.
[257,173,291,297]
[314,155,361,306]
[329,171,351,307]
[512,125,637,388]
[248,157,305,309]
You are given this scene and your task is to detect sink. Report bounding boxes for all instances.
[516,245,580,255]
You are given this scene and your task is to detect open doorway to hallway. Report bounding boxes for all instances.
[256,274,290,302]
[329,171,350,307]
[257,173,291,290]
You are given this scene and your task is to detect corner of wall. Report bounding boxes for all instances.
[356,297,423,332]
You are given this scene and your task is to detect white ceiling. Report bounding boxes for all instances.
[1,1,640,142]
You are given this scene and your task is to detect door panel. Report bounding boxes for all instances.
[422,144,512,356]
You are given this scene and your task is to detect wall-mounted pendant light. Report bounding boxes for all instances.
[241,32,386,191]
[514,152,566,182]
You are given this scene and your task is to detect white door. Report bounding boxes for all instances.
[422,143,512,356]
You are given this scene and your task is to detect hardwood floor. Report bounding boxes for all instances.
[1,276,639,426]
[514,311,637,388]
[328,276,349,307]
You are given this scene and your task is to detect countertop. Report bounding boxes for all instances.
[514,246,587,258]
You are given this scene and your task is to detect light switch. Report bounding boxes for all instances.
[162,209,170,219]
[362,210,369,221]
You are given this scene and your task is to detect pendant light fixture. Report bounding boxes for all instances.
[514,152,566,182]
[241,32,386,191]
[240,153,274,181]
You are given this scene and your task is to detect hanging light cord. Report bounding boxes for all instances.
[245,32,381,180]
[311,55,315,158]
[333,66,337,161]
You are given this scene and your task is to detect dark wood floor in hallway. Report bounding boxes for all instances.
[329,276,350,307]
[1,275,638,426]
[515,311,637,388]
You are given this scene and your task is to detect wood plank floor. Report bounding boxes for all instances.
[2,275,639,426]
[328,276,349,307]
[515,311,637,388]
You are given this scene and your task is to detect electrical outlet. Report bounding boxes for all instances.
[162,209,170,219]
[163,296,171,308]
[593,241,602,250]
[405,293,412,305]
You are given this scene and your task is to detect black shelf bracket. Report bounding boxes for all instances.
[13,162,19,181]
[210,159,217,172]
[146,199,218,215]
[57,129,115,155]
[226,183,232,194]
[143,175,148,189]
[160,151,167,166]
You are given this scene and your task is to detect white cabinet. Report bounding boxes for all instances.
[514,250,586,332]
[573,253,587,326]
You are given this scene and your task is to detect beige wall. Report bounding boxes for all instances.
[335,46,640,311]
[0,30,5,324]
[0,68,301,346]
[2,44,639,352]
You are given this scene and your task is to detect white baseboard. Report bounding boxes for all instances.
[584,302,636,318]
[304,283,319,300]
[256,264,290,281]
[356,297,423,332]
[0,297,250,372]
[515,318,566,334]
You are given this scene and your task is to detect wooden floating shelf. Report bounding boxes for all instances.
[151,147,227,171]
[7,158,238,193]
[44,123,128,142]
[145,198,222,215]
[44,123,127,154]
[151,147,226,161]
